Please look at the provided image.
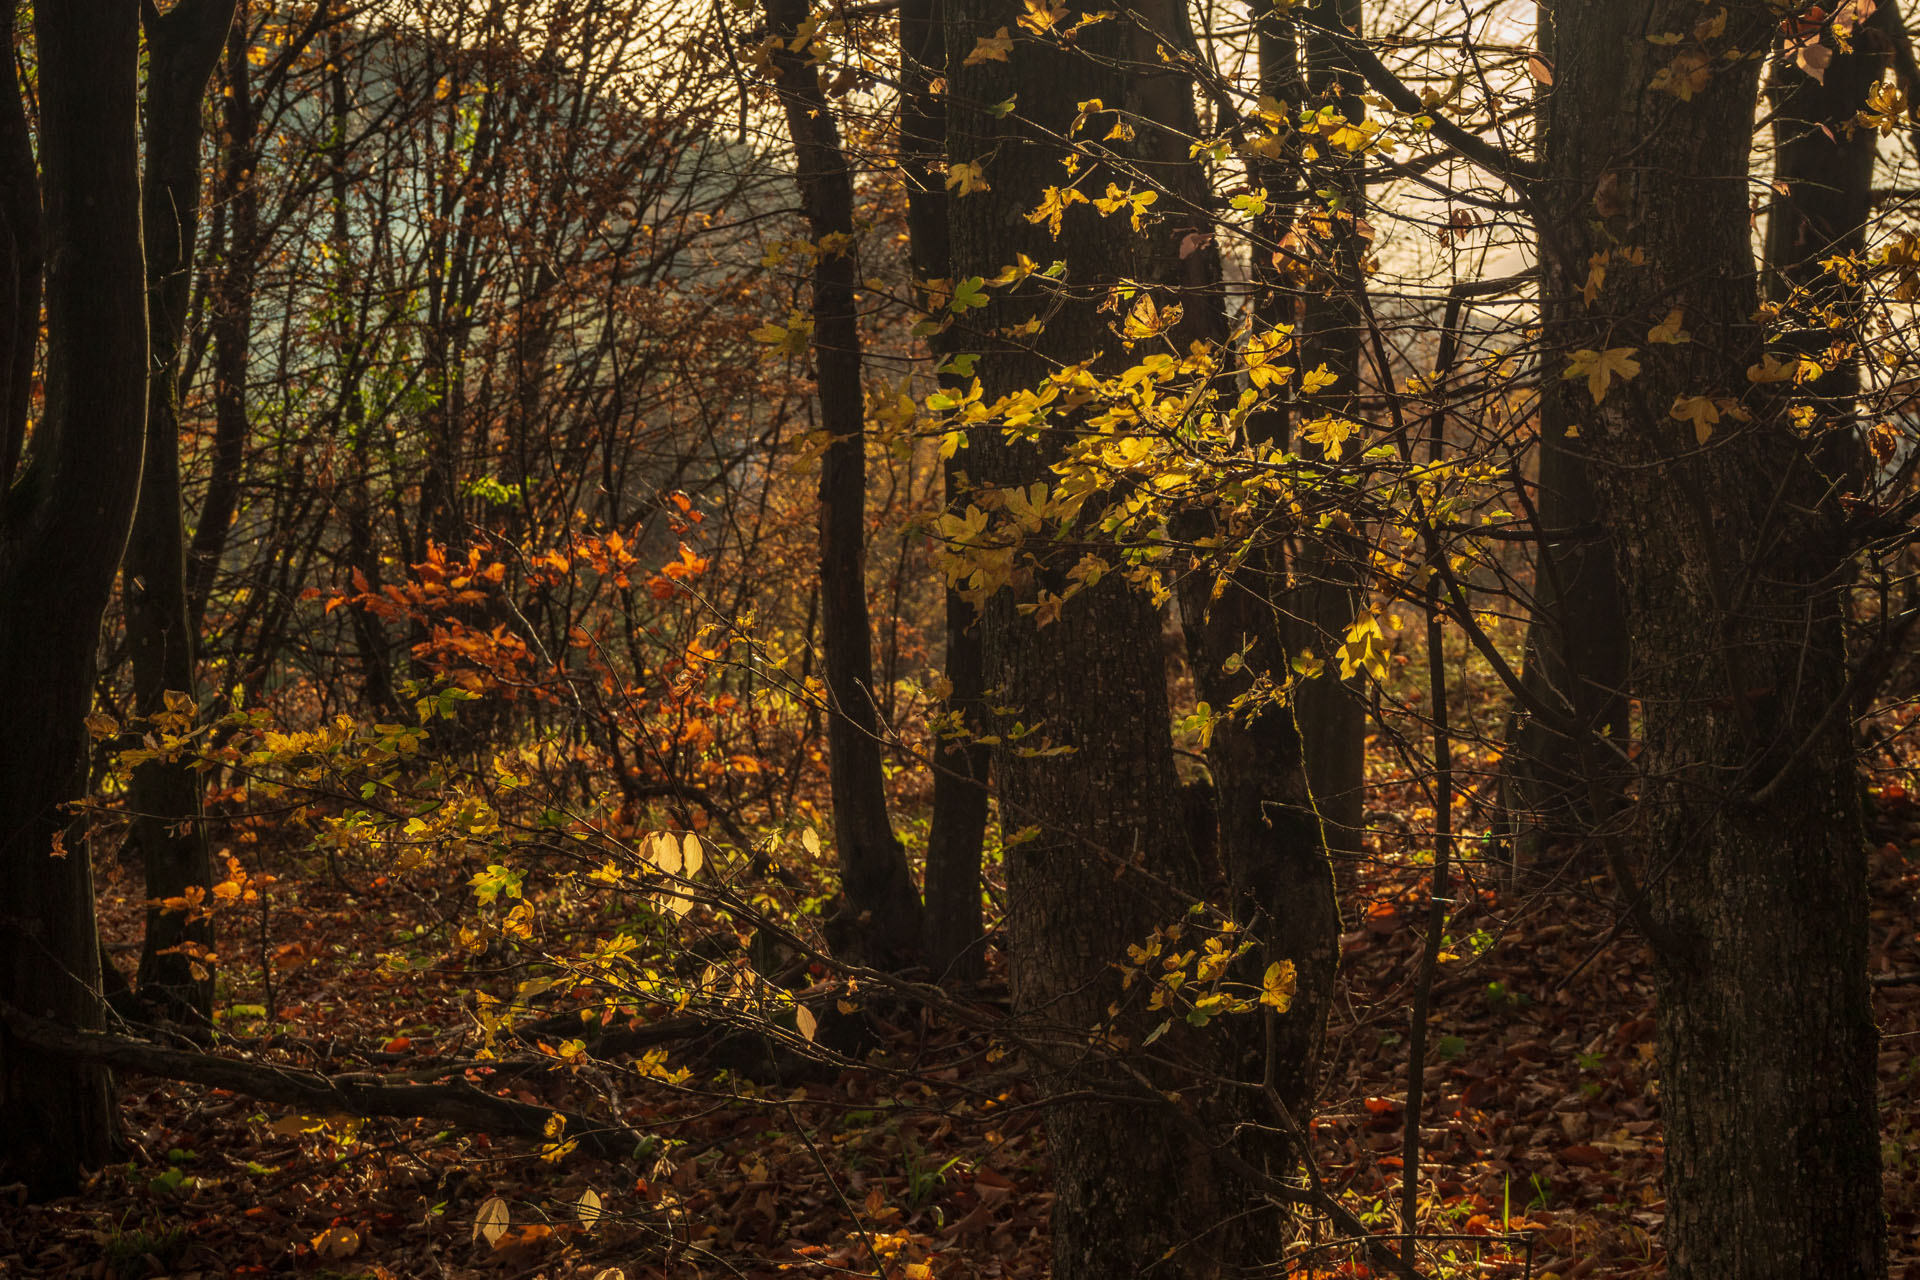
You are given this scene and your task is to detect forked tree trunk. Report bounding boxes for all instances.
[0,0,149,1199]
[764,0,925,964]
[1538,4,1884,1273]
[901,0,992,981]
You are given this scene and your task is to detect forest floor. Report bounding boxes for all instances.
[2,765,1918,1280]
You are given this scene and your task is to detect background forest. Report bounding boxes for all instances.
[2,0,1920,1277]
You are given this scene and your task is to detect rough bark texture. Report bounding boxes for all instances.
[1286,0,1369,889]
[1538,4,1884,1275]
[901,0,992,982]
[948,3,1317,1272]
[0,0,148,1199]
[123,0,238,1023]
[766,0,925,964]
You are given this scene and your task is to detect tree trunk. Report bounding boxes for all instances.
[901,0,991,981]
[1538,4,1884,1274]
[764,0,925,965]
[0,0,148,1199]
[187,13,260,634]
[1502,0,1630,867]
[1287,0,1369,891]
[947,3,1309,1271]
[122,0,237,1024]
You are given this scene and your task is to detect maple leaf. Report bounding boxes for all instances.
[963,26,1012,65]
[1582,250,1608,306]
[1651,50,1713,99]
[946,160,989,196]
[1025,184,1087,237]
[1670,394,1721,444]
[1018,0,1069,34]
[1562,346,1641,404]
[1647,309,1691,344]
[1747,352,1822,384]
[1091,182,1158,230]
[1261,960,1297,1011]
[1299,362,1340,396]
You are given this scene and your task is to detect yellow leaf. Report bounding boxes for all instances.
[1647,309,1691,345]
[1581,250,1608,306]
[1018,0,1069,34]
[270,1113,328,1137]
[946,160,989,196]
[1299,363,1340,396]
[1562,347,1641,404]
[1261,960,1297,1011]
[794,1004,818,1041]
[963,27,1012,65]
[1025,184,1087,237]
[577,1187,605,1230]
[1650,50,1713,100]
[1764,352,1824,384]
[1301,414,1356,460]
[1670,394,1720,444]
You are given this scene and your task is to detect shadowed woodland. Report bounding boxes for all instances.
[4,1,1920,1277]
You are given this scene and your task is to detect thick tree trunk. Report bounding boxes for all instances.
[947,3,1314,1271]
[0,0,148,1199]
[123,0,237,1023]
[901,0,991,981]
[1538,4,1884,1274]
[764,0,924,965]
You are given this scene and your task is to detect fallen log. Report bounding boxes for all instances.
[0,1002,646,1162]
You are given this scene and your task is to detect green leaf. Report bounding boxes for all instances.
[950,276,989,312]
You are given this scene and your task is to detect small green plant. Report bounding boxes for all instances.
[1484,980,1530,1012]
[903,1144,963,1210]
[103,1216,189,1277]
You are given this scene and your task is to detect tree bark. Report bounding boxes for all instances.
[764,0,925,964]
[901,0,991,982]
[185,9,260,635]
[122,0,238,1023]
[0,0,148,1199]
[1286,0,1370,891]
[947,3,1312,1271]
[0,2,35,519]
[1537,4,1884,1274]
[1502,0,1630,867]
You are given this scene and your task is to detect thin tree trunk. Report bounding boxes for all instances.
[901,0,991,981]
[1502,0,1630,869]
[187,12,260,633]
[0,0,148,1199]
[122,0,237,1023]
[1538,4,1884,1273]
[1287,0,1369,890]
[764,0,924,964]
[0,2,35,517]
